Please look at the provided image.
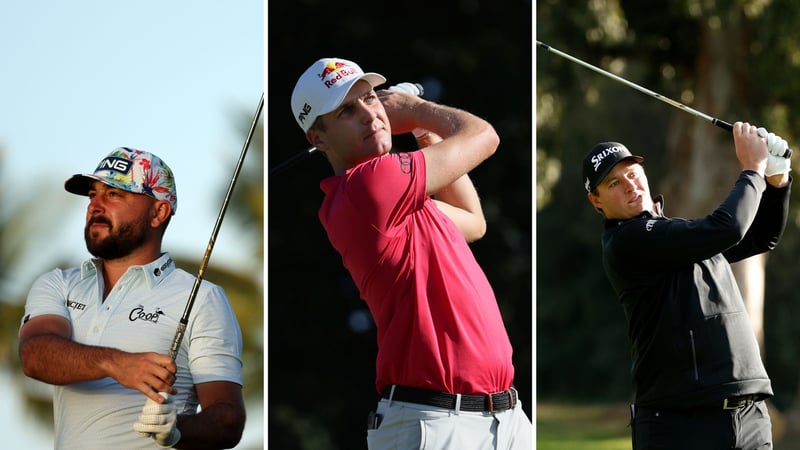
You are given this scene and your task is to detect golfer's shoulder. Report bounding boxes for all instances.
[162,267,223,294]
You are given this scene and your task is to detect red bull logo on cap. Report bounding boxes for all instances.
[318,61,359,88]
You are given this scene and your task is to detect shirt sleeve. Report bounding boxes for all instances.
[344,152,427,233]
[186,283,244,385]
[723,176,792,263]
[21,269,73,327]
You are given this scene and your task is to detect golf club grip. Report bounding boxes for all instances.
[714,119,793,158]
[712,119,733,133]
[169,321,187,360]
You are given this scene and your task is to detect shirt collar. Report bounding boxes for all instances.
[603,194,665,228]
[79,252,176,288]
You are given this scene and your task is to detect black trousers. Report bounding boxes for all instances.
[631,401,772,449]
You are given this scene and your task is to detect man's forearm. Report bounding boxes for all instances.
[20,334,120,385]
[433,174,487,242]
[434,174,484,216]
[413,116,489,240]
[175,402,246,449]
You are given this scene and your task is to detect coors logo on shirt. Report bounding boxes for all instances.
[129,305,165,324]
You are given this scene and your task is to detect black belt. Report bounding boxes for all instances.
[381,385,518,413]
[722,394,761,410]
[634,394,763,416]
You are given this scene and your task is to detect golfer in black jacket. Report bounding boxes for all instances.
[582,122,791,449]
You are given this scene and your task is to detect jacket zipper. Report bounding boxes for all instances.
[689,330,699,381]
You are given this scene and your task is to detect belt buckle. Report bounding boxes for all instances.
[487,388,517,413]
[509,387,518,409]
[722,398,736,410]
[723,396,753,410]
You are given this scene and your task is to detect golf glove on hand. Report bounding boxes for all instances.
[757,127,790,157]
[757,128,791,176]
[133,392,181,448]
[766,153,791,176]
[387,82,422,96]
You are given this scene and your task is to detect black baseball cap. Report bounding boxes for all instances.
[582,142,644,192]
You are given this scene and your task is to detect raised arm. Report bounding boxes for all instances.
[410,124,488,241]
[378,90,497,241]
[377,89,499,195]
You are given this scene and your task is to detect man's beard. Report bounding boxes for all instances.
[84,215,149,260]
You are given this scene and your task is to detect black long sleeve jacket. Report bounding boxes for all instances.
[601,171,791,408]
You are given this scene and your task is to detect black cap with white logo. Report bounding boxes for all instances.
[582,142,644,192]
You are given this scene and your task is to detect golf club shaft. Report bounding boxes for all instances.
[537,40,792,158]
[168,92,264,360]
[268,146,317,176]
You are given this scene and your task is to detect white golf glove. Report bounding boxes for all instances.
[758,127,792,176]
[133,392,181,448]
[766,153,791,176]
[386,82,422,96]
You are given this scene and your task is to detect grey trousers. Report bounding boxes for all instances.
[366,398,532,450]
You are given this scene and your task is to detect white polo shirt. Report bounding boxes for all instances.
[22,253,243,450]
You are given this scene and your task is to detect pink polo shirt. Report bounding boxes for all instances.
[319,151,514,395]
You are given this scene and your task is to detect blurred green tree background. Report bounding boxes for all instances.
[537,0,800,441]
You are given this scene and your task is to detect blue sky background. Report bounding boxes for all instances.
[0,1,263,448]
[0,1,263,294]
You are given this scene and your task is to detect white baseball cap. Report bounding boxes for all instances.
[291,57,386,132]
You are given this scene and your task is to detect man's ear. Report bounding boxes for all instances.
[307,129,327,153]
[587,191,603,210]
[151,201,172,228]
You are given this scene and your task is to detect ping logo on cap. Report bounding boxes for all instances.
[297,103,312,126]
[96,157,132,174]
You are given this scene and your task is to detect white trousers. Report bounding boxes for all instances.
[366,398,533,450]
